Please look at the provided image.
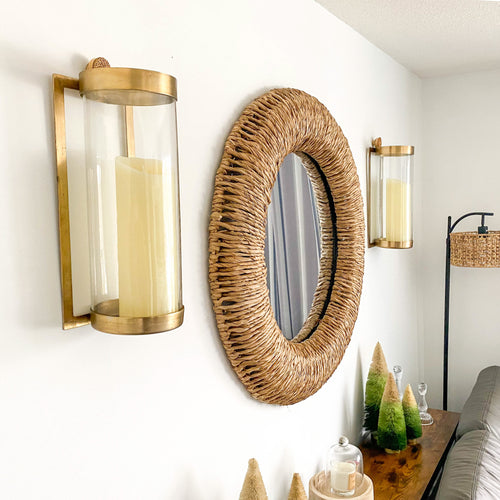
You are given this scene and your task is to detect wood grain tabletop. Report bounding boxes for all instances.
[361,409,460,499]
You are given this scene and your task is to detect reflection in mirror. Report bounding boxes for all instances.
[265,153,321,340]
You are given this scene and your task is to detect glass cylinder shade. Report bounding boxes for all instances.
[369,145,414,249]
[81,68,183,334]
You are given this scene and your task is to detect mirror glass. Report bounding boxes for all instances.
[265,153,321,340]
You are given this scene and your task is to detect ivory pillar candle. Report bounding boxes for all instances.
[331,462,356,495]
[385,178,411,243]
[115,156,179,317]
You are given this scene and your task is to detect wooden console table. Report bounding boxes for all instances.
[361,409,459,499]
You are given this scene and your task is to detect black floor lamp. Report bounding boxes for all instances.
[443,211,500,410]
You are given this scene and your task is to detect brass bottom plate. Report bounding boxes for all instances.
[375,239,413,249]
[91,299,184,335]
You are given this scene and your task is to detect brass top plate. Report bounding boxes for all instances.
[79,67,177,105]
[373,145,414,157]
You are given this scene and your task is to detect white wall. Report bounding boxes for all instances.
[0,0,422,498]
[422,70,500,412]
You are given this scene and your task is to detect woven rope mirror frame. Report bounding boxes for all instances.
[208,88,365,405]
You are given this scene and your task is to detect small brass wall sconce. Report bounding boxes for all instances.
[367,137,415,249]
[53,57,183,335]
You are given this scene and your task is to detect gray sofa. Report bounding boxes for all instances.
[436,366,500,499]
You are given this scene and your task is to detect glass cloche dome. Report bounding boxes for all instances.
[325,436,364,497]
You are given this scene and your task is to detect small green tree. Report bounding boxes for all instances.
[403,384,422,444]
[364,342,389,431]
[377,373,407,453]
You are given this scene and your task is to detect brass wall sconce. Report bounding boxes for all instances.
[367,137,415,248]
[53,57,183,335]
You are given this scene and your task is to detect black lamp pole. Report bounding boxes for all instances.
[443,211,494,411]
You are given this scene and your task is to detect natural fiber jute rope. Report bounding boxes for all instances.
[208,88,365,405]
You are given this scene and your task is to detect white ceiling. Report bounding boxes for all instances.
[316,0,500,77]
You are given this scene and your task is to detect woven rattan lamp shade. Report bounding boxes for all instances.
[450,231,500,267]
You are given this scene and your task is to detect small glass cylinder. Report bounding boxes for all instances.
[326,436,364,497]
[369,143,414,249]
[81,67,183,334]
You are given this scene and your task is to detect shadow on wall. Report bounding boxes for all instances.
[342,347,364,442]
[0,42,90,332]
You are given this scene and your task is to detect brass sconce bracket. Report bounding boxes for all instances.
[53,74,90,329]
[366,139,378,249]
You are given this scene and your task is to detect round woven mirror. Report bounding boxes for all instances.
[208,88,365,405]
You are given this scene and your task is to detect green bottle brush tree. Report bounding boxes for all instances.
[377,373,407,454]
[364,342,389,432]
[403,384,423,445]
